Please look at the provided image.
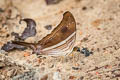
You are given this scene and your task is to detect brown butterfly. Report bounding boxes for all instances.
[11,11,76,56]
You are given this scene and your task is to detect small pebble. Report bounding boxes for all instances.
[81,48,93,57]
[69,76,76,79]
[79,76,84,80]
[82,6,87,10]
[72,67,79,70]
[0,8,4,12]
[45,0,62,5]
[44,25,52,30]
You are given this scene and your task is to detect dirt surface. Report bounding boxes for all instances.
[0,0,120,80]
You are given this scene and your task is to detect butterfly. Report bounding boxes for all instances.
[5,11,76,56]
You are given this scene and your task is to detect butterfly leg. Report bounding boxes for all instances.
[72,46,80,62]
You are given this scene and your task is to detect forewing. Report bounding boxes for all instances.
[38,11,76,49]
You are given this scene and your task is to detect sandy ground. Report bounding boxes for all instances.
[0,0,120,80]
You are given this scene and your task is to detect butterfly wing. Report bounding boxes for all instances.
[38,11,76,55]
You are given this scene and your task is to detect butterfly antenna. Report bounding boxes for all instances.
[12,41,35,49]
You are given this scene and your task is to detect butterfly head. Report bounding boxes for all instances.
[32,44,43,55]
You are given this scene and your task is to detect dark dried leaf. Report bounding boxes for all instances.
[11,32,20,41]
[20,18,36,40]
[1,42,27,52]
[12,18,36,41]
